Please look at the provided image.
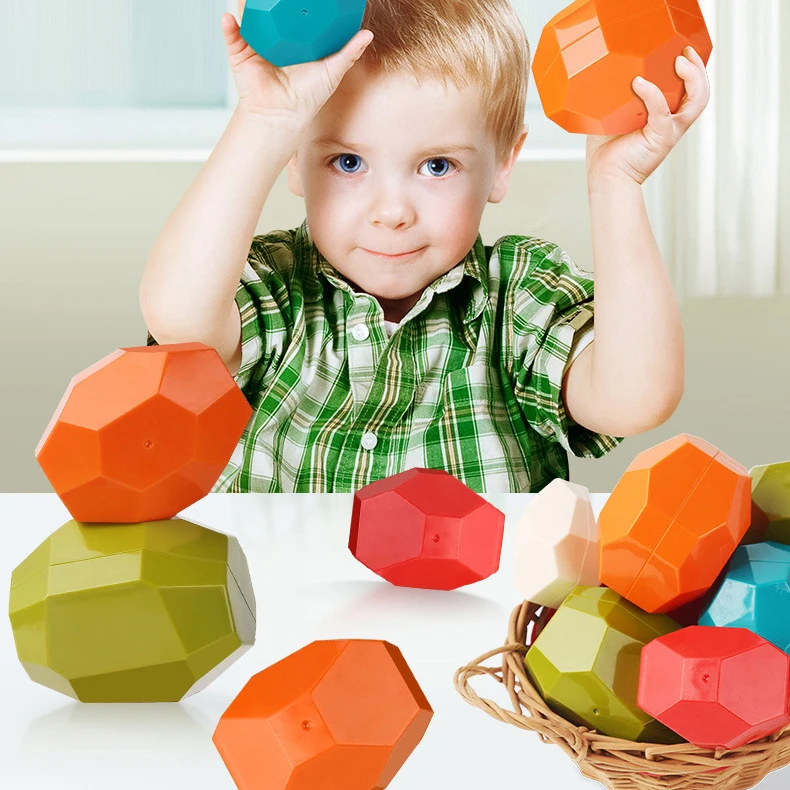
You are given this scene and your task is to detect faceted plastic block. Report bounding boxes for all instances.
[638,625,790,749]
[513,479,599,608]
[598,434,752,614]
[8,518,256,702]
[699,541,790,654]
[35,342,252,523]
[533,0,713,134]
[662,564,727,628]
[524,584,683,743]
[741,499,770,545]
[349,468,505,590]
[213,639,433,790]
[751,461,790,544]
[239,0,367,68]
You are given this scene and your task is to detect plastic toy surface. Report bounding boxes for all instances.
[598,434,751,613]
[524,584,683,743]
[513,478,599,608]
[239,0,367,68]
[532,0,713,134]
[638,625,790,749]
[699,541,790,654]
[349,467,505,590]
[751,461,790,544]
[35,342,252,523]
[741,499,770,544]
[213,639,433,790]
[8,518,256,702]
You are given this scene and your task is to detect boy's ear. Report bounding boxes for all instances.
[488,123,528,204]
[287,152,304,197]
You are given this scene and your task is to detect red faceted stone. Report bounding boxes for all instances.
[213,639,433,790]
[36,342,252,523]
[638,625,790,750]
[349,468,505,590]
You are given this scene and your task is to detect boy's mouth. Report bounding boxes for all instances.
[363,247,425,259]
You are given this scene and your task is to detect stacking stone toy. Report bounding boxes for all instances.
[524,585,683,743]
[699,541,790,654]
[213,639,433,790]
[513,479,599,608]
[638,625,790,749]
[238,0,367,68]
[349,467,505,590]
[598,434,752,614]
[8,518,256,702]
[35,342,252,523]
[532,0,713,134]
[741,499,770,545]
[751,461,790,544]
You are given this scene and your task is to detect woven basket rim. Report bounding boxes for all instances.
[453,599,790,784]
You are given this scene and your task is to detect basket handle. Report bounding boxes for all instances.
[453,607,596,764]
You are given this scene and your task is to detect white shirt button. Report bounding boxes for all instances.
[361,431,378,450]
[351,323,370,341]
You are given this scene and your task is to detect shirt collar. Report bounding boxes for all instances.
[297,219,488,324]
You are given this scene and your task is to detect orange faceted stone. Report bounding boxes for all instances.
[598,434,751,613]
[533,0,713,134]
[213,639,433,790]
[36,342,252,523]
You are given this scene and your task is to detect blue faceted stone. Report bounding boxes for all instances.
[699,541,790,654]
[240,0,367,67]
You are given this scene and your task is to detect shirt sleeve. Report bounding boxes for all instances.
[508,241,625,459]
[232,233,292,399]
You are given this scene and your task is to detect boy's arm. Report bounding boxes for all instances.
[561,174,684,437]
[140,15,372,372]
[139,106,304,368]
[562,48,709,437]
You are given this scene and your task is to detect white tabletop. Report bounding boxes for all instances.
[0,493,787,790]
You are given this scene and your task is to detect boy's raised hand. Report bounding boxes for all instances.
[222,8,374,128]
[585,46,711,186]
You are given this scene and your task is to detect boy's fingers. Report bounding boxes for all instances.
[222,13,248,58]
[321,29,374,84]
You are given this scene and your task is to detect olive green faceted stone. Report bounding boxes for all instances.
[524,585,683,743]
[9,518,256,702]
[751,462,790,544]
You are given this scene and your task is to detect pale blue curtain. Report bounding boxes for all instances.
[0,0,229,109]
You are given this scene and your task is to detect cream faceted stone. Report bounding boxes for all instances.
[514,479,599,608]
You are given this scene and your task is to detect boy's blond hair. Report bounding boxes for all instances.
[359,0,531,165]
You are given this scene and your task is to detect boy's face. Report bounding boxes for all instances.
[288,62,527,323]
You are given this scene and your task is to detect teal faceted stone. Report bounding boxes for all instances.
[241,0,367,67]
[699,541,790,654]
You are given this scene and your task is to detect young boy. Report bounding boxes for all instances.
[140,0,709,494]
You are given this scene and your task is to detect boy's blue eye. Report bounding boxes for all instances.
[332,154,458,178]
[425,156,450,177]
[335,154,362,173]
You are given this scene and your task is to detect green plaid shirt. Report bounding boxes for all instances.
[147,220,624,492]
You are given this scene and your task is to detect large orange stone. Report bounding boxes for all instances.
[533,0,713,134]
[598,434,751,613]
[213,639,433,790]
[36,342,252,523]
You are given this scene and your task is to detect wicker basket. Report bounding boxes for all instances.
[454,600,790,790]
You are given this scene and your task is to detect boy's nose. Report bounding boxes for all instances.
[368,185,416,230]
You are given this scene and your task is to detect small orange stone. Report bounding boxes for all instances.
[213,639,433,790]
[533,0,713,134]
